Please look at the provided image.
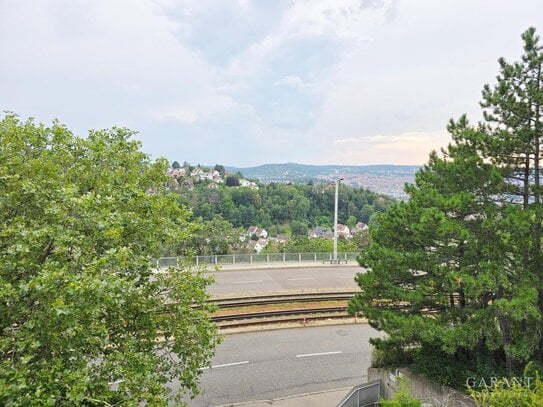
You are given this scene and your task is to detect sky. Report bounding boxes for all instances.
[1,1,542,167]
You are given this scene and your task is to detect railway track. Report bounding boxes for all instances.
[208,290,359,308]
[207,291,360,330]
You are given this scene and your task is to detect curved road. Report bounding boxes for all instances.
[208,265,363,296]
[187,324,381,406]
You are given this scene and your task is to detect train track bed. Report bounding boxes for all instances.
[206,291,363,332]
[209,290,358,307]
[213,300,347,316]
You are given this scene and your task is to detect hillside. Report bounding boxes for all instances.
[225,163,419,200]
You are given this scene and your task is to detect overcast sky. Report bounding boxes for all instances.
[1,1,542,167]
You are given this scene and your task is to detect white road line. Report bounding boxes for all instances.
[296,351,343,358]
[209,361,250,369]
[287,277,315,281]
[231,280,263,284]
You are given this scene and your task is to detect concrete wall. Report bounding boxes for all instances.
[368,367,476,407]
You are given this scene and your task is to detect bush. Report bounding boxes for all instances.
[370,339,415,368]
[469,375,543,406]
[412,344,509,390]
[380,377,421,407]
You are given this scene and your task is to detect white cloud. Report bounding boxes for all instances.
[327,131,450,165]
[1,0,542,166]
[224,0,394,79]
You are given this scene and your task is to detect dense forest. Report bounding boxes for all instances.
[175,177,394,236]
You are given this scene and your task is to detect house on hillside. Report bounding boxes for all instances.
[179,179,194,190]
[248,238,268,253]
[246,226,268,239]
[191,168,203,177]
[240,179,258,189]
[351,221,369,234]
[336,224,351,239]
[167,168,186,178]
[276,234,289,244]
[308,226,333,239]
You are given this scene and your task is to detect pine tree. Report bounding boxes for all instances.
[480,27,543,362]
[350,28,543,378]
[350,118,518,372]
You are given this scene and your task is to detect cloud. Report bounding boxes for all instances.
[327,131,450,165]
[1,0,542,167]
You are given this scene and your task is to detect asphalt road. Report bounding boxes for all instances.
[207,265,363,296]
[187,324,381,407]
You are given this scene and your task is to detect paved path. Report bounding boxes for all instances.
[207,265,363,296]
[187,324,381,407]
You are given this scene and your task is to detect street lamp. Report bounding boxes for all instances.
[333,178,344,263]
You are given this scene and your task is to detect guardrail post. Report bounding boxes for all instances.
[176,257,179,267]
[266,254,269,263]
[196,256,199,266]
[214,255,217,265]
[283,253,285,262]
[233,254,236,265]
[314,253,317,262]
[344,252,347,260]
[156,259,159,268]
[250,255,253,264]
[298,253,301,262]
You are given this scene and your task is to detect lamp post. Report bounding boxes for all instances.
[333,178,343,263]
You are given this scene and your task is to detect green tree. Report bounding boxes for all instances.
[469,376,543,407]
[225,175,240,187]
[380,378,421,407]
[350,27,543,383]
[290,220,308,236]
[0,115,220,405]
[349,118,520,382]
[175,215,241,255]
[479,27,543,362]
[213,164,225,176]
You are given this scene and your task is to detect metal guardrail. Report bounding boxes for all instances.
[157,252,359,268]
[337,380,383,407]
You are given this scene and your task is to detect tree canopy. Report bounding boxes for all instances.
[177,180,393,232]
[0,115,219,405]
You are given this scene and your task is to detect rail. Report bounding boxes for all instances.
[213,308,353,329]
[205,291,361,329]
[157,252,359,268]
[208,291,359,308]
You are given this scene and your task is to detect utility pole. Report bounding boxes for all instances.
[333,178,343,263]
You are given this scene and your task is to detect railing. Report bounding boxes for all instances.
[157,252,359,268]
[337,380,383,407]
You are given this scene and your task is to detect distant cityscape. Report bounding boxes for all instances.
[226,163,419,200]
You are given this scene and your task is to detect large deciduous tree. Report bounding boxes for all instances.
[0,115,220,405]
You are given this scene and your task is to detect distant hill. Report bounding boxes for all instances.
[225,163,419,200]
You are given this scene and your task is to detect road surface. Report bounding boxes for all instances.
[207,265,363,296]
[186,324,381,406]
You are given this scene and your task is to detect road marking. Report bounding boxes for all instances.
[296,351,343,358]
[208,361,250,369]
[231,280,263,284]
[287,277,315,281]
